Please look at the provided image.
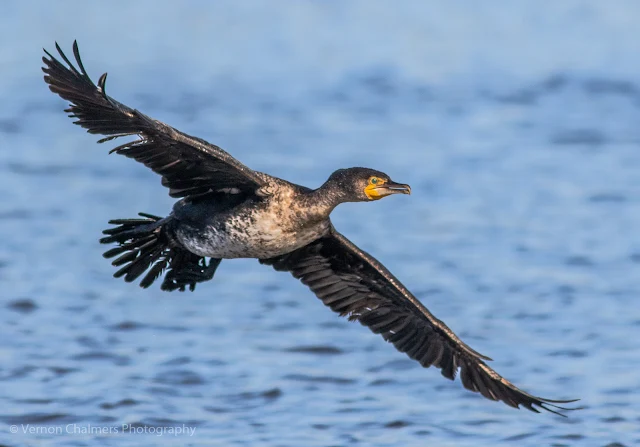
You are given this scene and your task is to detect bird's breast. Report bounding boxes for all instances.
[174,193,330,259]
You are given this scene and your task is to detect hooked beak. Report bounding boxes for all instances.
[374,180,411,196]
[365,180,411,200]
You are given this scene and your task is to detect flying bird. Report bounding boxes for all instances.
[42,42,579,416]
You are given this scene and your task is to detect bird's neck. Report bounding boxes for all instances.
[298,180,348,221]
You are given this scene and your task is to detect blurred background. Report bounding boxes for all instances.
[1,1,639,446]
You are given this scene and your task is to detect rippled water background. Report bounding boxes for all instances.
[1,2,639,446]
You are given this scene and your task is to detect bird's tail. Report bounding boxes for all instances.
[100,213,221,291]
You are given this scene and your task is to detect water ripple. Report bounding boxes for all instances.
[4,3,640,446]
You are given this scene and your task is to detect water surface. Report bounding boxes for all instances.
[1,2,639,446]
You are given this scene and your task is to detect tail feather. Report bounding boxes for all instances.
[140,259,169,289]
[111,249,140,267]
[116,243,164,282]
[101,212,221,291]
[102,235,156,258]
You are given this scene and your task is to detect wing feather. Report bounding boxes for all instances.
[42,41,265,199]
[260,229,580,415]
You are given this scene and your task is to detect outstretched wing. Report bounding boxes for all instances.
[261,229,579,416]
[42,41,265,199]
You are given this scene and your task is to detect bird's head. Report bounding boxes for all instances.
[326,167,411,203]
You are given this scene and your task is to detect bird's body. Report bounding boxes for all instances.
[171,176,331,259]
[42,41,579,416]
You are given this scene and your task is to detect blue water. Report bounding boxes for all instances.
[1,1,639,446]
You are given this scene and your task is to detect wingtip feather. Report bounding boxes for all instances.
[98,72,108,92]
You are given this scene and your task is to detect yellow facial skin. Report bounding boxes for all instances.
[364,176,386,200]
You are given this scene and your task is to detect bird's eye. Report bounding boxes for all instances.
[370,177,379,185]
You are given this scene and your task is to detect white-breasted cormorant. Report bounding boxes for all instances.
[42,42,579,416]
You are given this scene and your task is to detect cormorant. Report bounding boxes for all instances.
[42,42,579,416]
